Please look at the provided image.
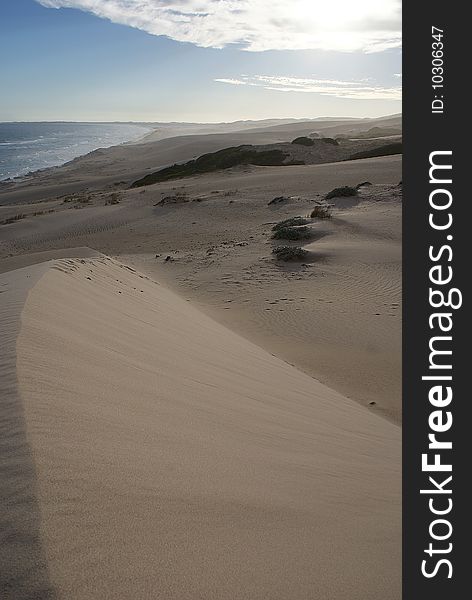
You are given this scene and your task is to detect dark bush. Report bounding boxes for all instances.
[348,142,402,161]
[1,213,26,225]
[154,192,188,206]
[310,206,332,219]
[105,193,120,205]
[131,146,289,187]
[285,159,306,165]
[325,186,357,200]
[291,136,315,146]
[268,196,289,205]
[272,216,309,231]
[321,137,339,145]
[272,246,309,261]
[272,226,311,240]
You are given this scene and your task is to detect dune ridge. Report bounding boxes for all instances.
[0,252,400,599]
[0,262,56,599]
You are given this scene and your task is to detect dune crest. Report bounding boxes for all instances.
[0,254,402,599]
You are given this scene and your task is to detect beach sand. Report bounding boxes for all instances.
[1,253,400,599]
[1,153,402,421]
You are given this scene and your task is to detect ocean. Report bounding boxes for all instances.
[0,122,152,181]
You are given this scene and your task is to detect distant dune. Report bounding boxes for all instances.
[243,114,401,137]
[0,114,401,205]
[136,118,322,143]
[129,137,399,187]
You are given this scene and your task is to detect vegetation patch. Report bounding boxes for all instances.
[1,213,26,225]
[268,195,290,206]
[285,159,305,165]
[154,192,189,206]
[272,216,309,231]
[0,209,56,225]
[325,186,357,200]
[272,246,309,261]
[291,136,314,146]
[105,193,120,205]
[272,226,311,241]
[32,209,55,217]
[64,194,92,204]
[310,205,332,219]
[351,126,401,139]
[321,137,339,146]
[131,146,289,187]
[348,142,402,161]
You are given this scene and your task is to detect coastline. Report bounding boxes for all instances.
[0,122,155,182]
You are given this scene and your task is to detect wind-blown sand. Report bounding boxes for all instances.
[1,253,400,600]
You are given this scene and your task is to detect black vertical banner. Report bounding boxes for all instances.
[403,3,467,599]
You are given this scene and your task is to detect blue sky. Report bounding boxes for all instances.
[0,0,402,122]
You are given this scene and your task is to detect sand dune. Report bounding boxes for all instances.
[0,156,402,421]
[245,114,401,136]
[0,253,400,599]
[139,115,401,143]
[135,118,322,143]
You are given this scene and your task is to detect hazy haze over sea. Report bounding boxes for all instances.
[0,122,151,180]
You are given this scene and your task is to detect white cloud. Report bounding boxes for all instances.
[214,75,402,100]
[214,78,247,86]
[36,0,401,52]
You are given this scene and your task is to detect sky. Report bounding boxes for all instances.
[0,0,402,122]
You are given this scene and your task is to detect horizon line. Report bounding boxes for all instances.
[0,113,402,126]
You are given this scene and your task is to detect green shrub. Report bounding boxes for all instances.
[272,246,309,261]
[325,186,357,200]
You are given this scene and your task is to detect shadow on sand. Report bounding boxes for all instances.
[0,277,57,599]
